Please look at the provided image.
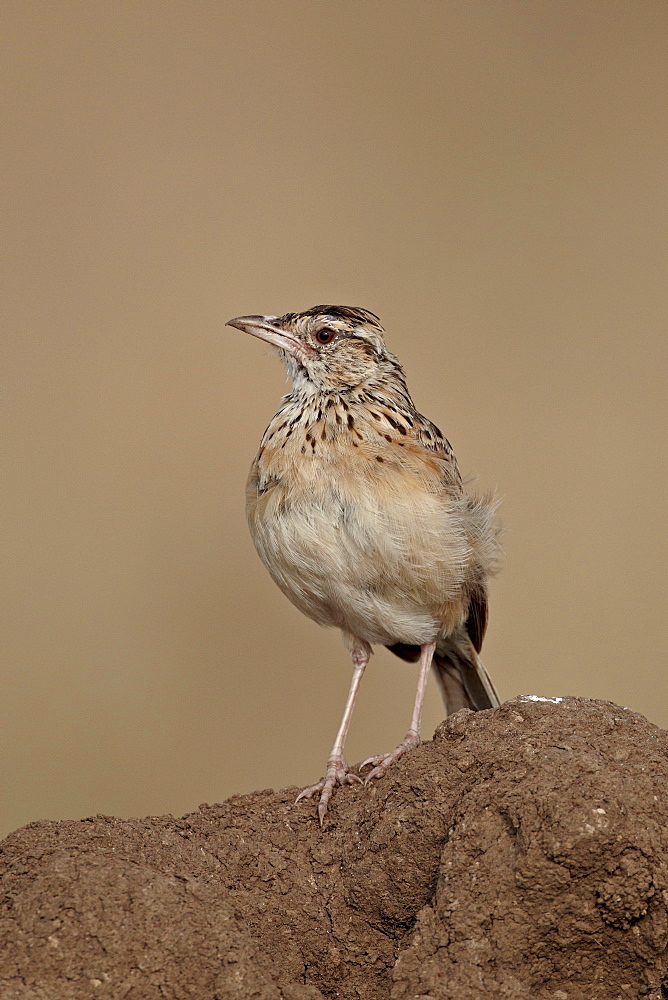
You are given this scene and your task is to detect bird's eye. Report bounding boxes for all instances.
[315,328,336,344]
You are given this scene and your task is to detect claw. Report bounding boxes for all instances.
[295,756,361,825]
[360,732,421,785]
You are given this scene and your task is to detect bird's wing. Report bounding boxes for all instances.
[410,412,463,487]
[465,583,488,653]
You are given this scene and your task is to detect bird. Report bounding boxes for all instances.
[226,305,501,823]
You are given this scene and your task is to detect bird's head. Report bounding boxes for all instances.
[226,305,397,393]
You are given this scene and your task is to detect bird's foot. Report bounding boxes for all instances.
[361,731,421,784]
[295,755,362,825]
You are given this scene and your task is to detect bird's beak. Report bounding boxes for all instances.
[226,315,312,360]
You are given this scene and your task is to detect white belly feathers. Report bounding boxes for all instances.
[247,459,472,647]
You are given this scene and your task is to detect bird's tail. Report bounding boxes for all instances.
[432,635,500,714]
[387,635,500,715]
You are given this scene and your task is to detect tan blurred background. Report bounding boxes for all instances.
[3,1,666,840]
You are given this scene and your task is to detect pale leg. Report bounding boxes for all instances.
[362,640,436,782]
[296,644,369,824]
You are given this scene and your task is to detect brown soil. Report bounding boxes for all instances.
[1,697,666,999]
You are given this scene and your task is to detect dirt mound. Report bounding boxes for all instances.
[1,697,666,999]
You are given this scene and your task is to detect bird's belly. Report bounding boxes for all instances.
[247,470,470,646]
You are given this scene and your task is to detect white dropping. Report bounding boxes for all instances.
[521,695,564,704]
